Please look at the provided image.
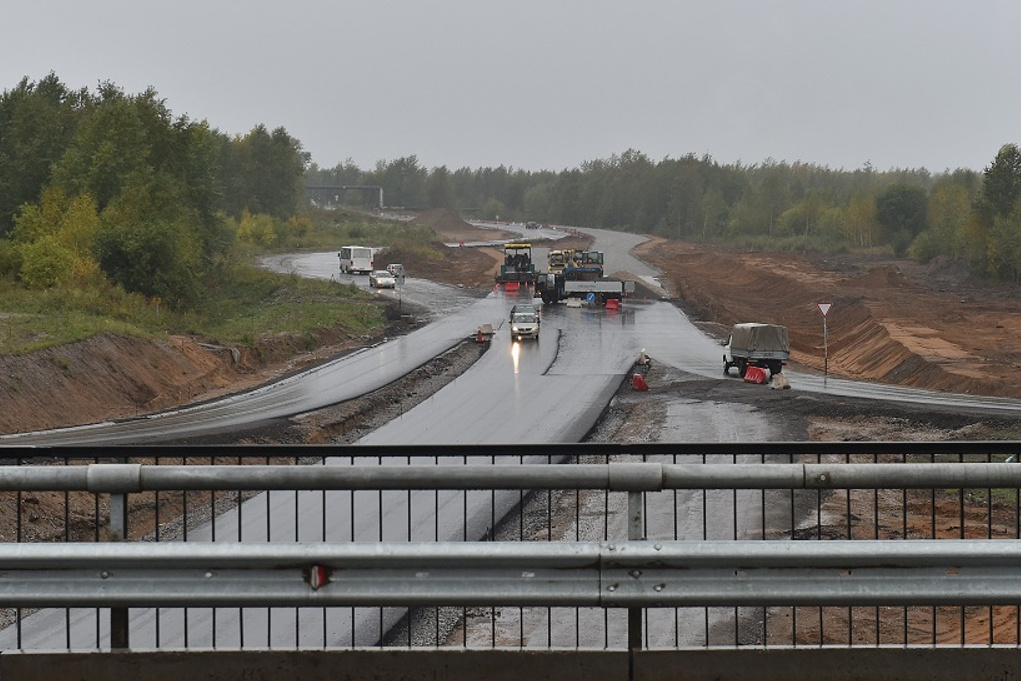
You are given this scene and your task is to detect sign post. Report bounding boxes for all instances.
[817,303,832,384]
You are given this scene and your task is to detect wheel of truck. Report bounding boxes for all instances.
[737,359,748,378]
[723,359,731,376]
[767,361,782,377]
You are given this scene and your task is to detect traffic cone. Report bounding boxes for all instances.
[476,328,484,343]
[631,373,648,391]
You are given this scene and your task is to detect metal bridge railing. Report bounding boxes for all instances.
[0,442,1019,652]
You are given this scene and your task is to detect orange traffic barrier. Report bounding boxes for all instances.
[605,299,620,310]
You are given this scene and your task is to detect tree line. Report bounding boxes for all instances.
[4,72,1020,313]
[309,144,1021,283]
[0,74,308,308]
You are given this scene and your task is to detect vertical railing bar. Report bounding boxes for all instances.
[732,450,738,646]
[377,452,383,648]
[92,453,100,650]
[462,452,467,649]
[489,452,496,650]
[518,453,524,650]
[16,456,23,650]
[930,449,936,645]
[434,453,440,647]
[294,451,301,650]
[266,453,273,649]
[109,491,129,649]
[873,448,879,647]
[767,447,771,649]
[986,449,993,646]
[235,451,243,649]
[675,449,680,649]
[845,448,852,648]
[959,450,965,646]
[155,456,163,649]
[210,453,217,649]
[349,455,355,648]
[407,453,412,649]
[321,456,327,648]
[902,449,908,645]
[548,452,555,650]
[628,488,642,655]
[183,455,191,650]
[702,449,708,648]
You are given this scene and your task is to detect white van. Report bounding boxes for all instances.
[338,245,374,274]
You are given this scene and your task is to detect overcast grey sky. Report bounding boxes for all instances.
[4,1,1019,174]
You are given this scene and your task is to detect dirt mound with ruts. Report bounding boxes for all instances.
[376,210,508,289]
[637,239,1021,398]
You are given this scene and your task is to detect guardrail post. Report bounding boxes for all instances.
[628,490,643,653]
[109,491,129,649]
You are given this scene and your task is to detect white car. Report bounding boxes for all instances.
[369,270,396,289]
[509,303,540,341]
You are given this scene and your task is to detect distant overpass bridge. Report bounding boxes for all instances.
[306,184,383,208]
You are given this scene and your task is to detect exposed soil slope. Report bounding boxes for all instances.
[637,239,1021,398]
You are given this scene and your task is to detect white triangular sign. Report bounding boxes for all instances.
[818,303,832,316]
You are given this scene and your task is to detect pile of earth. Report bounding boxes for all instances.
[636,239,1021,399]
[379,209,507,289]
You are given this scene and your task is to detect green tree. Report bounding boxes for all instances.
[364,156,426,209]
[426,166,456,210]
[988,212,1021,282]
[94,182,203,307]
[51,83,157,210]
[917,179,972,262]
[876,184,927,256]
[237,210,279,247]
[220,124,308,219]
[843,195,879,248]
[0,74,86,237]
[978,143,1021,225]
[18,234,74,288]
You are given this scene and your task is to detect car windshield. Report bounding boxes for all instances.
[513,313,536,323]
[374,271,391,277]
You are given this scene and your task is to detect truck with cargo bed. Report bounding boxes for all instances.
[723,323,790,378]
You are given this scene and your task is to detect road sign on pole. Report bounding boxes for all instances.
[817,303,832,383]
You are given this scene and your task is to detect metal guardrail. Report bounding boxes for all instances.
[3,461,1021,492]
[2,540,1021,608]
[2,442,1021,655]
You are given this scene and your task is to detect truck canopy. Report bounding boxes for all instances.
[728,323,790,354]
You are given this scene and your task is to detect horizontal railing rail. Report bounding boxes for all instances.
[1,461,1021,492]
[1,440,1019,461]
[2,540,1020,608]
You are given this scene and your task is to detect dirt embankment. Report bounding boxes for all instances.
[0,316,414,436]
[637,239,1021,398]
